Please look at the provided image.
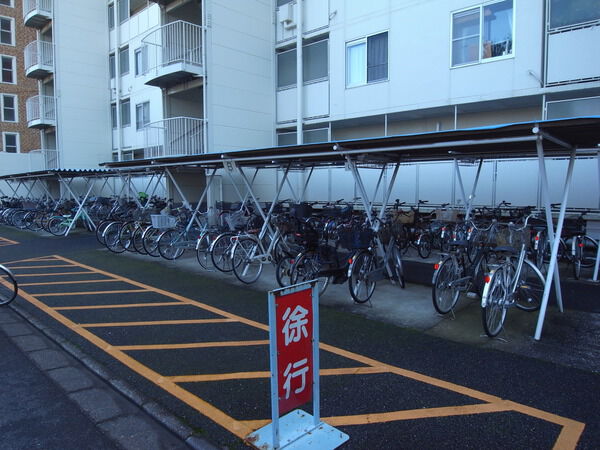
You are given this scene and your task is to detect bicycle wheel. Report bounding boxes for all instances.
[211,233,235,272]
[417,235,432,259]
[48,216,68,236]
[0,265,18,306]
[196,233,213,270]
[290,253,331,296]
[104,222,126,253]
[348,250,376,304]
[119,221,136,252]
[432,256,461,314]
[132,225,148,255]
[95,220,112,245]
[276,255,295,288]
[482,266,509,337]
[142,227,161,257]
[158,229,185,260]
[579,236,598,268]
[508,257,544,311]
[387,243,405,289]
[232,237,263,284]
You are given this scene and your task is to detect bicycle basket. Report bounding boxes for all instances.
[338,228,374,250]
[151,214,177,229]
[494,226,531,249]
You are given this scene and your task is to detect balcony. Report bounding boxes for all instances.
[26,95,56,129]
[142,21,204,88]
[29,149,59,169]
[24,40,54,78]
[23,0,52,28]
[144,117,205,159]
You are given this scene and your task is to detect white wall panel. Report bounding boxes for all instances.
[547,26,600,84]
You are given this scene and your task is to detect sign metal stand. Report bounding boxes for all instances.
[246,281,349,449]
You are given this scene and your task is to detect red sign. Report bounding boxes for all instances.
[275,288,313,415]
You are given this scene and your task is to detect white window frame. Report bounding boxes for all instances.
[120,98,131,127]
[2,131,19,153]
[450,0,515,68]
[1,93,17,122]
[119,46,129,76]
[135,101,150,130]
[0,16,15,47]
[134,46,147,76]
[345,31,389,88]
[0,0,14,7]
[0,54,15,84]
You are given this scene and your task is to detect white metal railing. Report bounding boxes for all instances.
[142,21,203,74]
[144,117,205,158]
[26,95,56,124]
[29,149,59,169]
[23,0,52,19]
[24,40,54,73]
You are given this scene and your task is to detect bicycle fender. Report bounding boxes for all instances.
[480,269,496,308]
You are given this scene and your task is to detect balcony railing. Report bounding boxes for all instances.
[144,117,205,159]
[23,0,52,28]
[26,95,56,128]
[24,40,54,78]
[142,21,204,87]
[29,149,59,170]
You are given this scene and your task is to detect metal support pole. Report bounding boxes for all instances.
[184,167,218,233]
[378,163,401,222]
[346,157,375,227]
[298,166,315,201]
[165,168,191,210]
[58,175,96,235]
[285,175,300,203]
[535,134,564,314]
[465,158,483,220]
[534,143,576,340]
[454,159,469,208]
[593,152,600,281]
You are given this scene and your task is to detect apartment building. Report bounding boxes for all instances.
[0,0,41,171]
[1,0,598,206]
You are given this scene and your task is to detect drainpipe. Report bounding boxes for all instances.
[296,0,303,145]
[114,2,123,161]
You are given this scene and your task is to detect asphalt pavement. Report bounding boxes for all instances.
[1,225,599,449]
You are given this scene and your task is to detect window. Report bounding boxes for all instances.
[111,103,117,128]
[345,32,388,87]
[1,55,15,83]
[2,132,18,153]
[135,101,150,129]
[134,46,147,76]
[117,0,129,24]
[1,94,16,122]
[277,128,329,146]
[119,46,129,76]
[108,3,115,30]
[109,53,115,78]
[277,39,329,88]
[120,99,130,127]
[0,0,14,6]
[549,0,600,29]
[451,0,513,67]
[0,17,14,46]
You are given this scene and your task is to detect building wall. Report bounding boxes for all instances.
[52,0,112,169]
[206,0,275,152]
[0,0,41,175]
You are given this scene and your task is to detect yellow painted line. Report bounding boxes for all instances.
[116,339,270,351]
[54,302,186,311]
[14,286,254,438]
[0,237,18,245]
[242,402,515,430]
[34,289,150,297]
[19,279,119,287]
[168,366,390,383]
[0,255,58,265]
[21,255,585,445]
[80,318,237,328]
[15,271,97,277]
[7,264,78,269]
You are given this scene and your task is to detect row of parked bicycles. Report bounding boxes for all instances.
[1,194,598,337]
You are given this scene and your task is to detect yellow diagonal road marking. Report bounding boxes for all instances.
[34,289,150,297]
[54,302,186,311]
[116,339,270,351]
[81,318,237,328]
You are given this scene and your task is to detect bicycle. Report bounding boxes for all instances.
[481,215,545,337]
[431,220,498,315]
[347,216,405,304]
[0,264,18,306]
